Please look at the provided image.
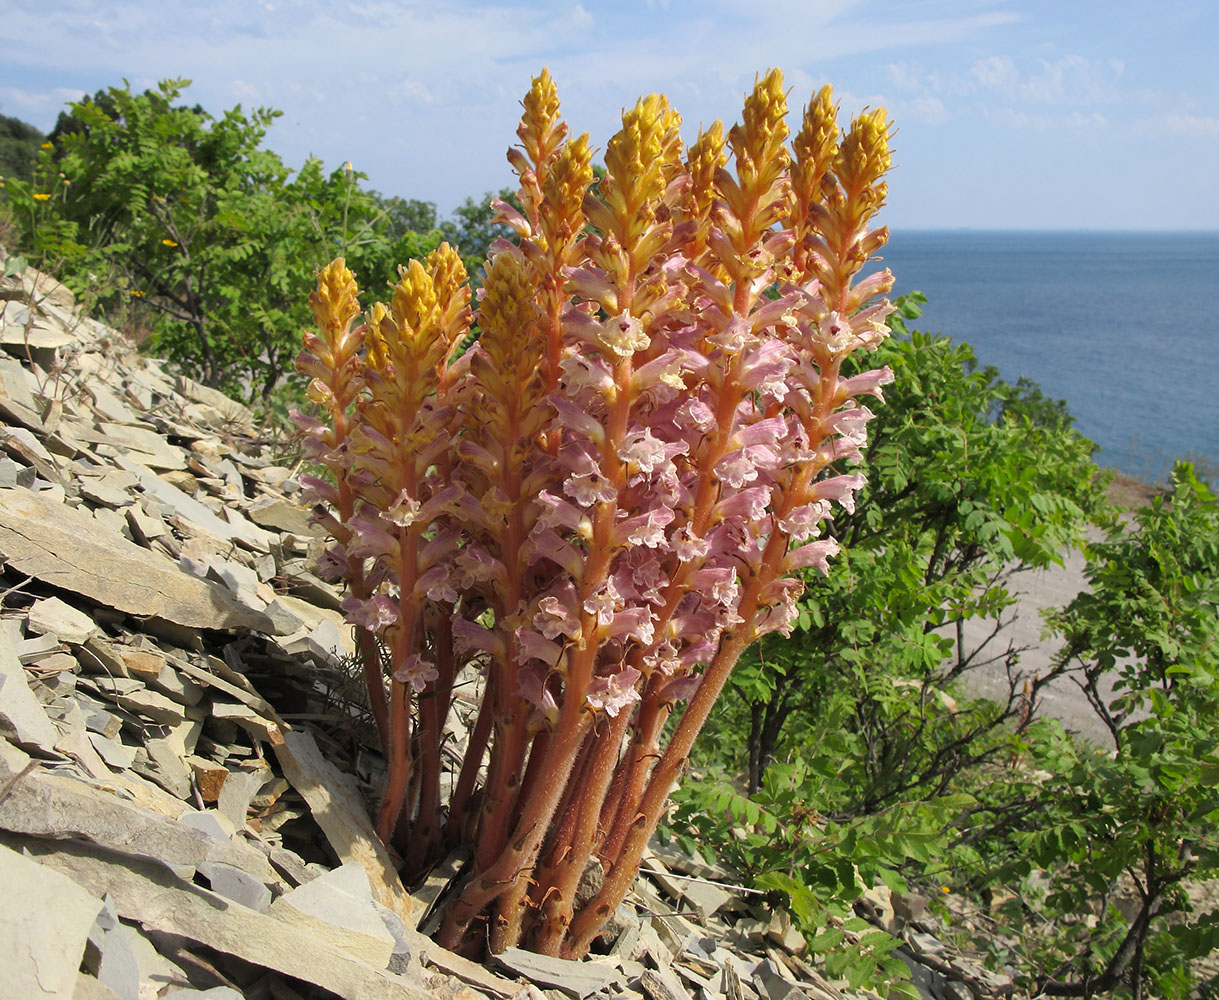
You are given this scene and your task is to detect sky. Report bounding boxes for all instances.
[2,0,1217,231]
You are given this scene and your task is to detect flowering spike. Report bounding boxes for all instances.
[298,68,897,964]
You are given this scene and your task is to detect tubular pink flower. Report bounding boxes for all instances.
[605,606,656,645]
[617,427,671,476]
[616,507,675,548]
[597,310,650,358]
[715,485,772,521]
[453,617,507,660]
[535,490,593,539]
[342,594,400,631]
[553,396,607,446]
[345,510,399,560]
[393,654,438,693]
[527,528,585,578]
[676,397,717,433]
[839,365,895,402]
[811,473,867,514]
[517,663,560,726]
[660,673,702,703]
[516,627,564,666]
[583,579,622,627]
[672,525,711,563]
[384,490,422,527]
[585,668,642,717]
[784,537,842,575]
[299,475,340,507]
[535,583,582,640]
[778,500,831,541]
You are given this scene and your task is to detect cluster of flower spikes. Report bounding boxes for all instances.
[294,66,896,962]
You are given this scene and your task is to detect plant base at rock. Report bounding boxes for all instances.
[299,67,898,959]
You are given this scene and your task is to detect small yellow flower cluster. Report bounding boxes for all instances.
[32,193,52,201]
[161,239,178,247]
[129,289,145,297]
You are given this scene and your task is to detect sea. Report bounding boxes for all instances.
[864,230,1219,483]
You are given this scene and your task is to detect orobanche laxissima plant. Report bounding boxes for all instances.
[296,68,897,959]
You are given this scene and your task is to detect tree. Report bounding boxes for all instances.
[0,114,45,182]
[1003,463,1219,999]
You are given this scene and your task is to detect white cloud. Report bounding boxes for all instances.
[1158,113,1219,138]
[0,86,87,127]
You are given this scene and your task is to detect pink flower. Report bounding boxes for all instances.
[605,606,656,645]
[583,579,622,627]
[517,663,559,727]
[839,366,895,402]
[535,490,593,539]
[393,654,438,693]
[676,397,716,433]
[560,353,614,395]
[384,490,422,527]
[585,667,642,717]
[812,473,867,514]
[516,627,564,666]
[660,673,702,703]
[618,427,670,476]
[342,594,399,631]
[779,501,831,541]
[299,475,339,507]
[316,545,349,582]
[784,537,841,575]
[534,582,582,640]
[527,528,585,578]
[716,485,772,521]
[345,509,398,560]
[562,449,617,507]
[616,507,674,548]
[453,617,507,660]
[598,310,650,358]
[672,525,710,563]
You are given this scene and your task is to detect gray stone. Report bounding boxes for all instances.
[87,731,138,769]
[246,494,323,537]
[79,477,136,508]
[274,729,415,930]
[141,736,193,798]
[0,841,104,1000]
[217,767,262,829]
[493,947,620,999]
[85,894,140,1000]
[27,595,100,645]
[197,860,273,912]
[0,488,275,632]
[177,809,237,845]
[271,862,397,968]
[112,454,273,551]
[0,630,61,752]
[3,833,433,1000]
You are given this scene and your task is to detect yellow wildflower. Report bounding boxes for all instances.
[130,289,145,297]
[32,193,51,201]
[40,142,53,150]
[940,885,951,894]
[161,239,178,247]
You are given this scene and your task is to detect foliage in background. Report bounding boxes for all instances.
[0,80,513,410]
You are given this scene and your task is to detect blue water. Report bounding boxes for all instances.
[864,231,1219,482]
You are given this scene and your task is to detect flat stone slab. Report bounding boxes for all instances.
[0,841,103,999]
[3,833,433,1000]
[0,488,274,633]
